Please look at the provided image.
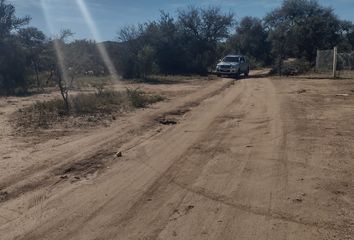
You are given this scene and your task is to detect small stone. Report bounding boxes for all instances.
[116,151,122,158]
[297,89,306,94]
[186,205,194,211]
[293,193,306,203]
[0,191,8,201]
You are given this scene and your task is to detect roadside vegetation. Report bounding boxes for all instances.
[1,0,354,90]
[16,89,164,130]
[1,0,353,92]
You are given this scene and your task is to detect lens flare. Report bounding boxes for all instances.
[40,0,68,82]
[75,0,119,81]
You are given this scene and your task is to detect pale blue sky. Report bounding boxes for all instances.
[9,0,354,41]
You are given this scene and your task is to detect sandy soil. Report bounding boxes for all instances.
[0,72,354,240]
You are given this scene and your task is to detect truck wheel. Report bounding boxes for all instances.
[234,70,241,79]
[244,68,249,77]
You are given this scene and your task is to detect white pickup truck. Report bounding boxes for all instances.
[216,55,250,78]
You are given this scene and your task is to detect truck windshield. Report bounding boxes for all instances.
[223,57,239,63]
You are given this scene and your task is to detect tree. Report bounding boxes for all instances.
[349,29,354,49]
[0,37,27,94]
[18,27,46,91]
[337,21,354,51]
[47,30,74,112]
[64,39,106,76]
[115,6,234,78]
[264,0,343,73]
[0,0,30,39]
[139,12,183,75]
[137,45,155,79]
[0,0,30,95]
[268,23,293,75]
[178,6,234,73]
[228,17,271,66]
[116,25,144,78]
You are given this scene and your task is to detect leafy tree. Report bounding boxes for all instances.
[0,0,31,95]
[0,37,27,94]
[18,27,46,91]
[152,12,185,74]
[65,39,106,76]
[264,0,344,74]
[137,45,155,79]
[116,6,234,78]
[349,30,354,50]
[0,0,30,39]
[178,6,234,73]
[116,25,144,78]
[228,17,271,66]
[337,21,354,51]
[267,23,294,75]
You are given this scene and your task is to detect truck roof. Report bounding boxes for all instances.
[225,55,243,58]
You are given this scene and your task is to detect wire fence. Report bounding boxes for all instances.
[316,48,354,79]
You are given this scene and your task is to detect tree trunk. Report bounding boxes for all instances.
[57,74,70,113]
[33,60,40,92]
[277,57,283,76]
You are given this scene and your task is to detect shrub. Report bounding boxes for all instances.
[16,89,164,129]
[126,88,148,108]
[271,58,312,76]
[71,90,128,114]
[17,99,66,128]
[126,88,164,108]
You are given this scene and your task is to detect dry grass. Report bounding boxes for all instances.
[130,75,218,84]
[16,89,164,130]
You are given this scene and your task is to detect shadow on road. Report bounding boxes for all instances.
[239,69,272,80]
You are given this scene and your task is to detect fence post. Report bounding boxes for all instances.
[316,49,320,72]
[333,46,337,78]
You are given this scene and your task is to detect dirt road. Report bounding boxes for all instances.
[1,73,354,239]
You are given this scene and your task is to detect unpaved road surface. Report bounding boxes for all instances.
[1,73,354,239]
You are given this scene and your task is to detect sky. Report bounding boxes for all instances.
[9,0,354,41]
